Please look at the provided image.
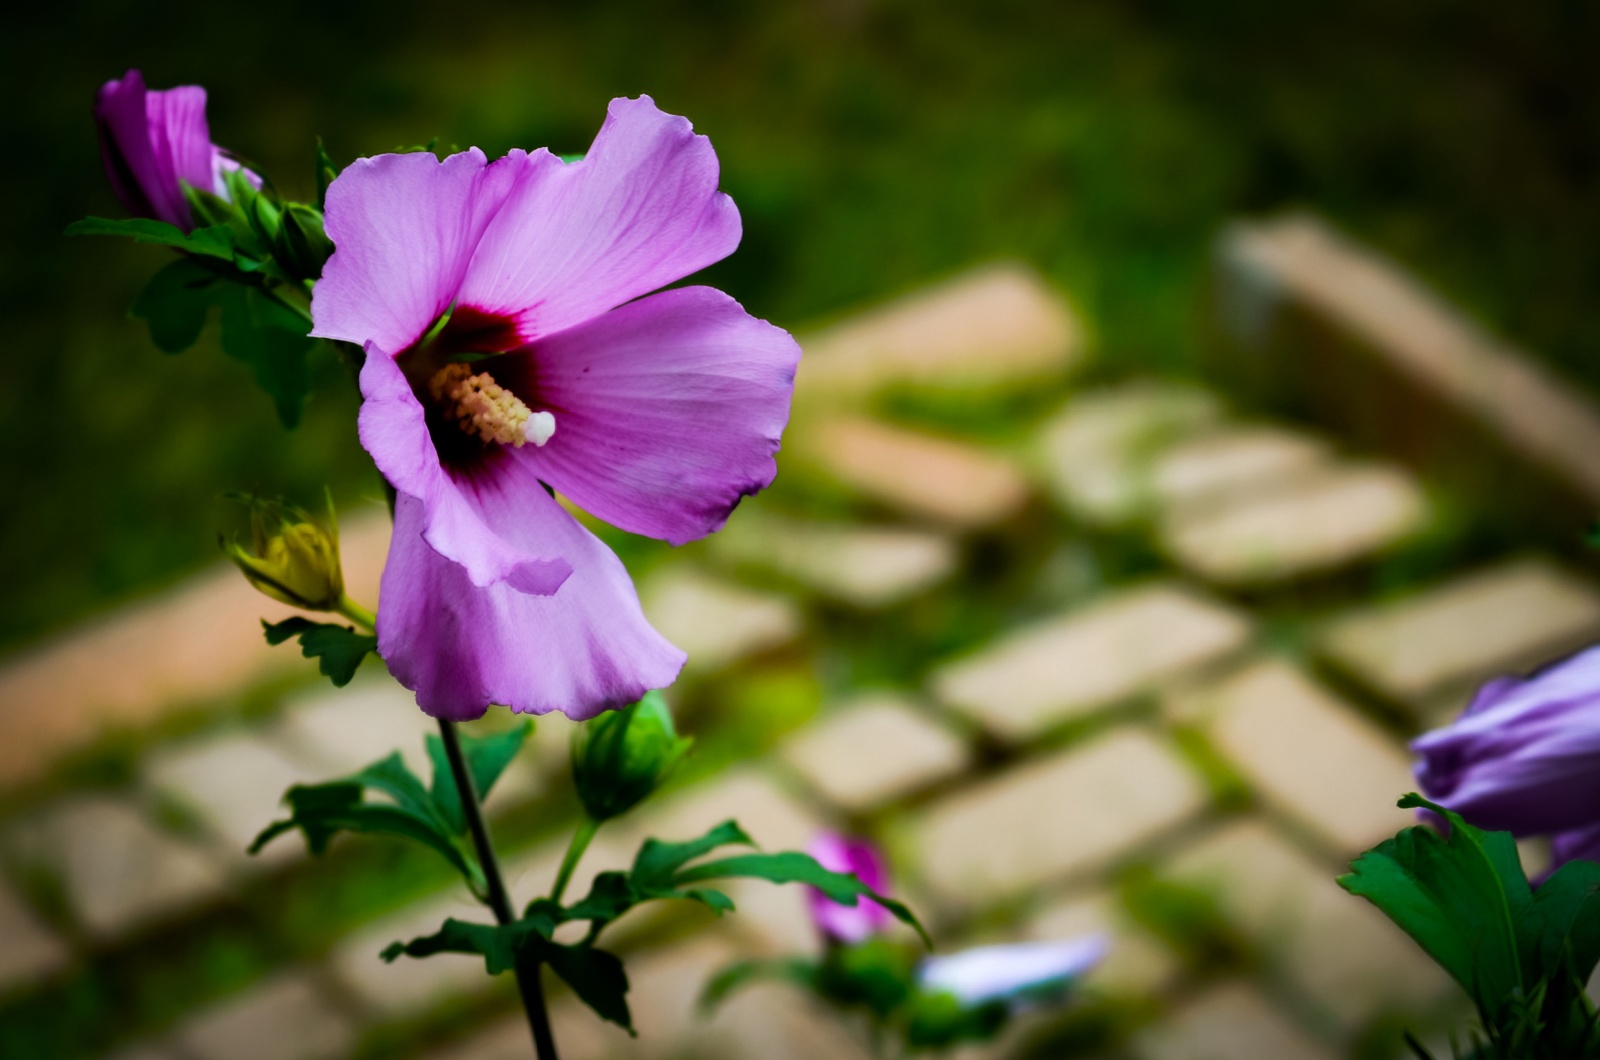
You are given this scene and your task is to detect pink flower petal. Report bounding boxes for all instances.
[312,149,522,355]
[457,96,741,344]
[357,343,571,594]
[94,71,215,230]
[378,477,686,721]
[508,286,799,544]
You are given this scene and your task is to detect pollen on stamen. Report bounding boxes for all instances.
[428,363,555,449]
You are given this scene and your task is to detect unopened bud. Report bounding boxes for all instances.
[222,491,347,613]
[571,691,691,822]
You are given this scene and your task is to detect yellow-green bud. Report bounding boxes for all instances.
[571,691,692,822]
[222,491,347,613]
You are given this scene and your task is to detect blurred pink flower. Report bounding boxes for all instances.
[807,832,895,943]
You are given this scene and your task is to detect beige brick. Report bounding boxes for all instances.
[915,729,1206,906]
[640,570,801,674]
[933,583,1252,741]
[1038,383,1223,525]
[175,972,356,1060]
[331,889,488,1014]
[275,680,434,778]
[621,935,741,1051]
[1021,891,1178,998]
[697,980,874,1060]
[1222,215,1600,509]
[803,418,1030,528]
[782,693,970,810]
[798,264,1080,398]
[0,879,70,993]
[424,1007,615,1060]
[145,732,325,867]
[1319,559,1600,706]
[1160,464,1428,586]
[1148,426,1331,512]
[1163,819,1452,1031]
[1132,981,1334,1060]
[9,796,225,940]
[0,510,391,793]
[1192,661,1415,854]
[711,512,958,607]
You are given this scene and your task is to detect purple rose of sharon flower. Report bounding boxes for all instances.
[918,936,1109,1007]
[311,96,800,721]
[808,833,894,943]
[94,69,248,232]
[1414,644,1600,870]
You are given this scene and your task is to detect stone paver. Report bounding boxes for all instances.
[1021,890,1178,997]
[712,513,958,607]
[1132,980,1334,1060]
[427,1004,615,1060]
[1163,819,1452,1032]
[798,264,1080,398]
[1159,463,1428,586]
[1221,214,1600,509]
[0,879,70,993]
[274,680,434,778]
[804,418,1030,528]
[617,934,740,1052]
[175,972,356,1060]
[640,570,802,674]
[0,510,392,794]
[1319,559,1600,708]
[1038,383,1222,525]
[933,583,1252,741]
[697,980,874,1060]
[915,728,1207,906]
[1186,660,1416,854]
[145,732,324,867]
[9,796,225,940]
[1148,426,1330,512]
[782,693,970,811]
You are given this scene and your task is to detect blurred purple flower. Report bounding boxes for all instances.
[311,96,799,721]
[94,69,248,232]
[918,936,1109,1007]
[808,833,894,943]
[1413,644,1600,871]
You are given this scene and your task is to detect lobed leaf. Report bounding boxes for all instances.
[65,217,237,260]
[426,722,532,834]
[261,617,376,687]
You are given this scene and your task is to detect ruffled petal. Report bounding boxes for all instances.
[377,480,685,721]
[507,286,798,544]
[456,96,741,342]
[312,148,520,355]
[144,84,217,204]
[357,344,571,594]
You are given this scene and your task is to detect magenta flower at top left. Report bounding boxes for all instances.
[312,96,801,722]
[94,69,246,232]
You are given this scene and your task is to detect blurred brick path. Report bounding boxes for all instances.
[5,245,1600,1059]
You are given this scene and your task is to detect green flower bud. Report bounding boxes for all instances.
[222,491,348,614]
[571,690,692,822]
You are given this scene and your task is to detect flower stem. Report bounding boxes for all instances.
[437,719,559,1060]
[336,593,377,632]
[550,816,600,903]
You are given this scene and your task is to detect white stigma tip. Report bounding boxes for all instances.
[524,411,556,447]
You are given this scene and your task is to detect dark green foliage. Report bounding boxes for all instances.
[131,258,222,353]
[1340,795,1600,1057]
[424,722,533,834]
[260,617,375,686]
[65,217,237,260]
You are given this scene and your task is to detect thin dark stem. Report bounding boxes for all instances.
[437,719,559,1060]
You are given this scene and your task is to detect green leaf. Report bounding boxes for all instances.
[1338,794,1530,1011]
[380,915,555,976]
[700,957,818,1013]
[904,990,1008,1049]
[219,286,314,428]
[543,941,633,1033]
[426,722,533,833]
[250,785,476,881]
[356,752,453,832]
[131,257,221,353]
[65,217,237,260]
[315,139,339,210]
[675,851,930,946]
[631,819,755,890]
[558,871,638,924]
[1527,858,1600,986]
[261,617,376,687]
